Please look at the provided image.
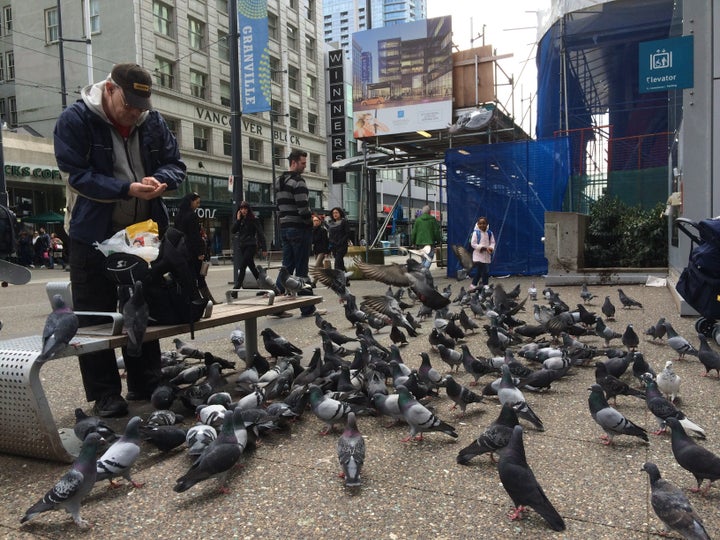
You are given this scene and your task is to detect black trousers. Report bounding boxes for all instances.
[70,239,161,401]
[234,245,260,288]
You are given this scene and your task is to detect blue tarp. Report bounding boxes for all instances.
[445,137,570,277]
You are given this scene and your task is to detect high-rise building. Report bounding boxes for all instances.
[0,1,328,247]
[323,0,426,56]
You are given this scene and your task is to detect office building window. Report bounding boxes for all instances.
[0,56,4,81]
[5,51,13,80]
[268,12,278,40]
[289,106,299,129]
[307,112,318,134]
[190,70,206,99]
[309,153,319,173]
[305,35,316,58]
[3,6,11,34]
[0,98,5,121]
[82,0,100,36]
[274,146,285,167]
[223,131,232,156]
[193,124,208,151]
[305,74,316,98]
[45,8,59,43]
[8,96,16,126]
[271,99,284,125]
[269,56,281,83]
[306,0,315,20]
[248,138,262,162]
[155,57,174,89]
[287,24,297,50]
[217,30,229,62]
[220,80,231,106]
[188,17,205,50]
[153,1,172,37]
[216,0,228,13]
[287,65,298,90]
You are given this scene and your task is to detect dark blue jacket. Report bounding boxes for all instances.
[54,101,186,244]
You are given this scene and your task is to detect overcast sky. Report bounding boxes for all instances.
[427,0,551,135]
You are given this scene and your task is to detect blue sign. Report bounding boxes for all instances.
[639,36,693,93]
[238,0,271,113]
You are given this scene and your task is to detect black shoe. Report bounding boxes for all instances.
[230,291,238,299]
[93,394,128,418]
[125,390,152,402]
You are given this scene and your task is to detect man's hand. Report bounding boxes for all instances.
[129,177,167,200]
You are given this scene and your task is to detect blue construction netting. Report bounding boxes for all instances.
[445,137,570,277]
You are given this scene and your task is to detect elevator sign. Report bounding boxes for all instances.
[639,36,693,93]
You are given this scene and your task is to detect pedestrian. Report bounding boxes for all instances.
[49,232,66,269]
[328,207,350,272]
[17,230,33,267]
[469,216,495,291]
[311,214,330,279]
[274,149,326,317]
[410,205,442,269]
[54,62,186,417]
[37,228,53,268]
[230,201,267,297]
[174,192,220,305]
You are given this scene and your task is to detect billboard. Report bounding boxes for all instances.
[351,16,453,137]
[238,0,271,113]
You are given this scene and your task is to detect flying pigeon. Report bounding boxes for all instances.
[396,385,458,442]
[656,360,681,403]
[642,462,711,539]
[336,412,366,488]
[497,425,565,531]
[457,403,519,464]
[617,288,643,309]
[450,244,473,271]
[20,433,103,529]
[96,416,144,488]
[697,334,720,378]
[310,266,350,298]
[360,294,418,337]
[174,412,242,493]
[665,417,720,495]
[122,280,149,358]
[498,365,544,431]
[587,384,648,446]
[38,294,79,361]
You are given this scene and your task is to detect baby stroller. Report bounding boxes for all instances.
[675,217,720,344]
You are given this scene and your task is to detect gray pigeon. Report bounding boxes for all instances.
[617,288,643,309]
[697,334,720,377]
[139,424,187,453]
[641,375,705,439]
[497,425,565,531]
[371,392,404,427]
[444,375,483,416]
[173,337,204,359]
[38,294,79,361]
[588,384,648,446]
[396,385,458,442]
[498,365,544,431]
[337,412,366,487]
[664,323,698,359]
[21,432,103,529]
[256,265,280,294]
[457,404,518,464]
[665,417,720,494]
[601,296,616,320]
[308,384,353,435]
[96,416,144,488]
[277,265,311,297]
[122,281,149,357]
[174,413,242,494]
[621,324,640,351]
[642,462,711,540]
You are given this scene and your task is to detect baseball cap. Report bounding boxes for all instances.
[111,63,152,110]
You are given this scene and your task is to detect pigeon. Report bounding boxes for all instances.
[642,462,711,540]
[389,324,408,346]
[644,317,667,341]
[308,385,354,435]
[641,375,705,439]
[456,404,518,464]
[617,288,643,309]
[396,385,458,442]
[310,266,350,297]
[371,392,405,426]
[146,409,183,426]
[260,327,303,358]
[174,412,242,493]
[587,384,648,446]
[459,344,495,384]
[173,338,204,359]
[665,417,720,494]
[418,352,445,390]
[277,265,311,297]
[38,294,79,361]
[601,296,616,320]
[631,351,655,386]
[20,433,103,529]
[139,425,187,453]
[360,295,418,337]
[458,308,480,333]
[664,323,698,360]
[528,282,537,302]
[73,408,116,442]
[185,424,217,456]
[450,244,473,271]
[697,334,720,378]
[497,365,544,431]
[595,318,622,346]
[122,280,149,357]
[96,416,144,488]
[256,265,281,294]
[497,426,565,531]
[594,361,645,404]
[621,324,639,350]
[656,360,681,403]
[444,375,483,415]
[580,283,596,304]
[336,412,365,488]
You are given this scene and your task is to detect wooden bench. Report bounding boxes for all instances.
[0,293,321,463]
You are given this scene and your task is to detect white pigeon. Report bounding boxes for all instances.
[656,360,681,403]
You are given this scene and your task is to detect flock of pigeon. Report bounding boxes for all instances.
[20,259,720,537]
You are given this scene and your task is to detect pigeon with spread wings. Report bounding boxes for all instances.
[451,244,474,271]
[353,257,449,311]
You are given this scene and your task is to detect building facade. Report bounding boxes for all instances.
[0,0,329,250]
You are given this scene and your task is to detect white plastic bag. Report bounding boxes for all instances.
[94,229,159,262]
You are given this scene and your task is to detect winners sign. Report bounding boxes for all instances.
[328,49,346,184]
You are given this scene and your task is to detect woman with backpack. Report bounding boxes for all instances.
[230,201,267,297]
[469,216,495,291]
[328,207,350,272]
